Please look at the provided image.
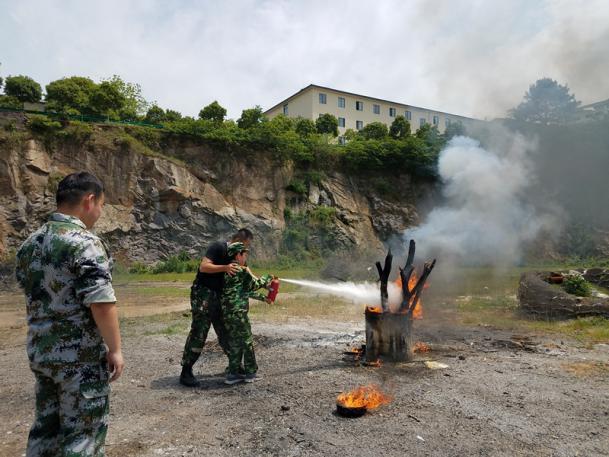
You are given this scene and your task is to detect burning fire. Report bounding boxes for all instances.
[364,359,383,368]
[337,384,392,410]
[366,306,382,313]
[414,341,431,353]
[394,272,428,319]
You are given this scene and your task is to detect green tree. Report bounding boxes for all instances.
[145,105,166,124]
[89,80,127,118]
[315,113,339,136]
[4,75,42,103]
[415,123,431,140]
[237,106,264,129]
[443,121,466,140]
[510,77,580,124]
[359,121,388,140]
[268,114,294,132]
[343,128,358,141]
[294,118,316,136]
[164,109,182,122]
[46,76,97,114]
[102,75,149,119]
[389,115,410,139]
[199,100,227,122]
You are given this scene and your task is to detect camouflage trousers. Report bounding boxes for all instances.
[181,286,230,367]
[27,362,110,457]
[222,302,257,375]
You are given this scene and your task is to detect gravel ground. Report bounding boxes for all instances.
[1,307,609,457]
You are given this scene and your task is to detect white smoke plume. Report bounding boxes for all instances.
[406,134,558,266]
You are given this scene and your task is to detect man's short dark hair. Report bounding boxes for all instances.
[56,172,105,206]
[231,228,254,242]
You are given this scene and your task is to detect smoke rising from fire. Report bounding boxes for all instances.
[405,134,558,266]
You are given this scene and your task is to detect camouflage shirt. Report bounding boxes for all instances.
[15,213,116,365]
[222,266,272,310]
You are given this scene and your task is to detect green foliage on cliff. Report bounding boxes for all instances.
[4,75,42,102]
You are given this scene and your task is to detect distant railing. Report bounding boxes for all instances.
[0,107,164,129]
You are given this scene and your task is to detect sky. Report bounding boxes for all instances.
[1,0,608,120]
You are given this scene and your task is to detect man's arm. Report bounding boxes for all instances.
[199,257,239,275]
[91,302,124,382]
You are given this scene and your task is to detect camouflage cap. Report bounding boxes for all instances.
[227,242,248,257]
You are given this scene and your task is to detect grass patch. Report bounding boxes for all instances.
[133,286,190,298]
[454,295,609,344]
[114,271,194,284]
[143,321,190,336]
[250,294,362,322]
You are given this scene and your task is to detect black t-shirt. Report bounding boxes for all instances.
[193,241,230,291]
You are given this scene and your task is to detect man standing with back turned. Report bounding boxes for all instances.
[16,172,124,457]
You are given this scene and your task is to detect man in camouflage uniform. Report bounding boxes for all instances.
[221,242,272,385]
[180,229,254,387]
[15,172,124,457]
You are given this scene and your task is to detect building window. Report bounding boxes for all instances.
[338,136,346,145]
[282,104,288,115]
[433,115,439,125]
[373,104,380,115]
[389,107,396,117]
[420,118,426,127]
[338,117,345,127]
[356,101,364,111]
[445,118,450,127]
[319,93,327,104]
[338,97,345,108]
[356,120,363,130]
[405,110,412,120]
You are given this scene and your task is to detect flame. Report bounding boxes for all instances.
[337,384,392,410]
[365,359,383,368]
[366,306,382,314]
[414,341,431,353]
[394,271,426,319]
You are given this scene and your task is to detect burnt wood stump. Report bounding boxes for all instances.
[365,308,414,362]
[366,242,435,363]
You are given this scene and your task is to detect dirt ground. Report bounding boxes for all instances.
[1,285,609,457]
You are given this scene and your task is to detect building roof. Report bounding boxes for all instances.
[264,83,476,120]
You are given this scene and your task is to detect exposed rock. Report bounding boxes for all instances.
[0,127,427,262]
[368,196,419,241]
[518,271,609,319]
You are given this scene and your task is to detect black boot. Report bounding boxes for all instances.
[180,364,200,387]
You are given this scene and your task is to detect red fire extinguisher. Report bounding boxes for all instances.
[266,276,280,303]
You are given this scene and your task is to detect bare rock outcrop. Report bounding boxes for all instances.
[518,271,609,319]
[0,128,428,262]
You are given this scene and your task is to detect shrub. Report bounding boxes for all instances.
[152,251,199,274]
[308,205,337,227]
[562,274,592,297]
[0,95,23,109]
[62,121,94,141]
[286,178,307,195]
[27,114,62,134]
[128,262,151,274]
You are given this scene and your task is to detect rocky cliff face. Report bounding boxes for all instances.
[0,125,430,262]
